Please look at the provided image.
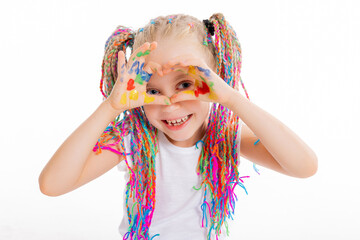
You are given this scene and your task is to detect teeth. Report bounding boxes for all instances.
[165,115,190,126]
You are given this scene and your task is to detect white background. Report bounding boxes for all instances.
[0,0,359,239]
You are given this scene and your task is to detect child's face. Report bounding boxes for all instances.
[143,36,211,147]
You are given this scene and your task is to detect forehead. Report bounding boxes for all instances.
[146,36,206,65]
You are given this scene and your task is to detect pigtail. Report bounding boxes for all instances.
[100,26,135,99]
[93,26,135,157]
[210,13,250,99]
[95,25,160,240]
[194,13,251,239]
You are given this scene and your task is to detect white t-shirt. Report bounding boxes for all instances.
[117,121,242,240]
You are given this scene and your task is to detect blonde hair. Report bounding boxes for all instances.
[133,14,216,69]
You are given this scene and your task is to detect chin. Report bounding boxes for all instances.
[163,130,193,142]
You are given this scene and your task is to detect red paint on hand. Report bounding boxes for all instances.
[195,81,210,97]
[194,89,199,97]
[127,79,135,90]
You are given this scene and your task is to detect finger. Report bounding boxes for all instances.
[170,90,197,103]
[144,61,163,76]
[150,41,157,51]
[152,95,172,106]
[135,41,157,59]
[141,92,171,106]
[163,59,205,76]
[136,41,157,63]
[127,42,151,67]
[162,60,182,70]
[162,65,188,75]
[164,55,204,69]
[117,51,126,80]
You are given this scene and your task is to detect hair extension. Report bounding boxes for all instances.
[194,13,251,238]
[93,25,159,239]
[93,13,251,240]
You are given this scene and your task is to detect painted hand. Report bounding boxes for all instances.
[107,42,171,111]
[162,55,234,105]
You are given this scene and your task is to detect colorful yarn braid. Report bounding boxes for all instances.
[94,25,160,240]
[93,14,252,240]
[190,13,251,239]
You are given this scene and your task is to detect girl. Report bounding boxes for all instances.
[39,13,318,240]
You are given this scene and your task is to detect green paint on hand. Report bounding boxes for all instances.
[176,69,187,74]
[164,99,170,105]
[135,74,144,85]
[136,50,151,57]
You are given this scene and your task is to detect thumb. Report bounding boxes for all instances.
[170,90,197,103]
[142,93,172,106]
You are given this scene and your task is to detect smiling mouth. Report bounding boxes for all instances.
[162,114,193,126]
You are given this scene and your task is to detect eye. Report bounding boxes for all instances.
[146,81,192,95]
[146,89,160,95]
[178,81,192,90]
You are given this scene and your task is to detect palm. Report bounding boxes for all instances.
[108,42,170,111]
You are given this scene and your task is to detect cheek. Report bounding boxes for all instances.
[186,101,210,117]
[198,101,210,115]
[143,105,158,123]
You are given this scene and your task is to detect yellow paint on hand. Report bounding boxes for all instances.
[194,79,200,87]
[182,90,195,96]
[142,92,155,103]
[188,65,197,75]
[129,90,139,100]
[120,92,127,105]
[208,91,218,101]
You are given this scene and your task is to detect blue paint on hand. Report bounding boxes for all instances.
[196,66,211,77]
[128,61,139,74]
[128,60,152,82]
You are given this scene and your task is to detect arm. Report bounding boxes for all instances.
[222,90,318,178]
[159,55,317,178]
[39,42,169,197]
[38,100,123,196]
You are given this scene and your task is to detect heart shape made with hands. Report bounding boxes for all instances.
[149,60,232,106]
[110,41,233,112]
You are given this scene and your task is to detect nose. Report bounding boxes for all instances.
[162,101,181,113]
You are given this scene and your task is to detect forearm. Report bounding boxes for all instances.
[222,90,318,178]
[38,100,122,194]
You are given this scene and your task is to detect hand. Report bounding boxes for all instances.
[162,55,234,105]
[106,42,170,112]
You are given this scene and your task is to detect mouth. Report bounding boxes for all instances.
[161,114,193,130]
